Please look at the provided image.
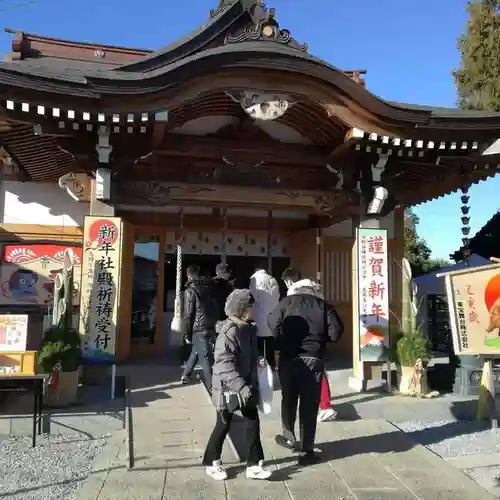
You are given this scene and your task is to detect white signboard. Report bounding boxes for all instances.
[356,228,390,361]
[0,314,28,352]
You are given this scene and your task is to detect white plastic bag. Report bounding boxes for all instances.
[257,358,274,414]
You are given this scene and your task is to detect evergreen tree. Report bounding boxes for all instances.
[404,209,449,275]
[454,0,500,111]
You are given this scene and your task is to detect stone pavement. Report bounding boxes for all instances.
[76,367,497,500]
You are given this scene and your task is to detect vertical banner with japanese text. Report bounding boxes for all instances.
[79,216,123,362]
[356,228,390,361]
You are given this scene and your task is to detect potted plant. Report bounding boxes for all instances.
[38,326,81,406]
[394,329,431,396]
[38,248,81,406]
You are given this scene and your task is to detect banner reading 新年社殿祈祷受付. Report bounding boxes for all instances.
[356,228,390,362]
[79,216,123,362]
[444,263,500,356]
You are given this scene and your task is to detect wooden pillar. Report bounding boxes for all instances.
[90,126,114,217]
[90,178,115,216]
[116,221,134,361]
[349,211,391,393]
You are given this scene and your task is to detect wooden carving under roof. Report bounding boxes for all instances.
[111,181,358,218]
[0,0,500,212]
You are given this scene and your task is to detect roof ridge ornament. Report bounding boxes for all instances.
[225,1,308,51]
[209,0,238,18]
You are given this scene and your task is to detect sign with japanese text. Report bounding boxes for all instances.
[79,217,123,362]
[0,245,82,307]
[356,228,390,361]
[444,263,500,355]
[0,314,28,352]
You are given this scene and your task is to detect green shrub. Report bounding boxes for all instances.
[38,326,82,373]
[394,330,431,368]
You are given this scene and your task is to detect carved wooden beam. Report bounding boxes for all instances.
[112,181,358,217]
[159,134,330,166]
[0,120,12,133]
[119,211,311,233]
[118,159,338,191]
[152,122,167,148]
[328,127,364,158]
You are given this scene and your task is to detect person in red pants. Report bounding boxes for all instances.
[318,374,337,422]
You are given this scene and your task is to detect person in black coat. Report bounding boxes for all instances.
[180,265,219,391]
[212,263,234,322]
[267,267,344,466]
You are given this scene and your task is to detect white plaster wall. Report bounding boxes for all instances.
[0,181,88,226]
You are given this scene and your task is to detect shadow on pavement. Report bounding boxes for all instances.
[266,429,415,480]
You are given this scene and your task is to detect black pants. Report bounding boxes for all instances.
[257,336,275,370]
[203,407,264,466]
[182,332,214,391]
[279,357,323,453]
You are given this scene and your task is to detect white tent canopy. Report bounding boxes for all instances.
[412,253,492,297]
[412,254,492,338]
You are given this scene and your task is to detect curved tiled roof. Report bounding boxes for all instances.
[0,0,498,134]
[1,0,500,190]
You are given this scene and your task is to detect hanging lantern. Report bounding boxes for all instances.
[460,177,471,261]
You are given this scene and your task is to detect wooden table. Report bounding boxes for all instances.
[0,374,47,447]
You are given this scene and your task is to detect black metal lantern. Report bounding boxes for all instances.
[460,179,471,261]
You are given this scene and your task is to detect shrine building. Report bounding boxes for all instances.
[1,0,500,382]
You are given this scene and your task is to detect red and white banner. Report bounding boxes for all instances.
[356,228,390,361]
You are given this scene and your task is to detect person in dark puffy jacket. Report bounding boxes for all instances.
[180,265,219,391]
[212,263,234,322]
[203,289,271,481]
[268,267,344,466]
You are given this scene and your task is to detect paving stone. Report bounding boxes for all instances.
[226,472,292,500]
[98,468,167,500]
[317,419,498,500]
[76,367,500,500]
[162,467,226,500]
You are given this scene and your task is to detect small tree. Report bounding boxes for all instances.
[454,0,500,111]
[404,209,433,276]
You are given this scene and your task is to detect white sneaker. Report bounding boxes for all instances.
[246,460,272,480]
[205,460,228,481]
[317,408,337,422]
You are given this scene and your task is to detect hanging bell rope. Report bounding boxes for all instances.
[267,210,273,275]
[221,208,228,265]
[460,170,471,264]
[175,208,184,304]
[316,227,322,285]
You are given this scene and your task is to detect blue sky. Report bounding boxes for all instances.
[1,0,498,260]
